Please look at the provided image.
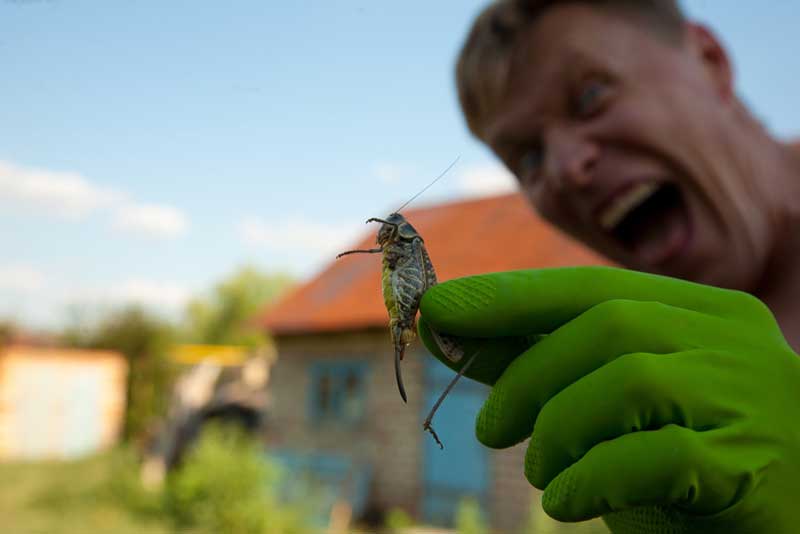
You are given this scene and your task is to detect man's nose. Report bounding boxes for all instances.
[542,127,598,190]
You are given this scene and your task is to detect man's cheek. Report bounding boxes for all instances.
[529,192,577,234]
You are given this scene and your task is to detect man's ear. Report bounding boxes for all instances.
[687,23,735,101]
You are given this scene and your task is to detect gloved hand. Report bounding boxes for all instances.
[417,266,800,534]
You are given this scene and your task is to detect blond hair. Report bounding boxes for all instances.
[456,0,686,139]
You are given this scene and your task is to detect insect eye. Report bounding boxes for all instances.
[575,78,610,118]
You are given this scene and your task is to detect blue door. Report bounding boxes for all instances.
[421,354,489,526]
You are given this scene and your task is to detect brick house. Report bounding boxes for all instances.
[258,192,609,531]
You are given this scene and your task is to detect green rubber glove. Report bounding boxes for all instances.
[417,266,800,534]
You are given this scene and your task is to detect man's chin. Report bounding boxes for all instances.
[652,251,754,292]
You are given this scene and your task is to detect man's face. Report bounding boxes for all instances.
[483,4,774,290]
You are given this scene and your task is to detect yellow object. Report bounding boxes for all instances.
[171,344,249,366]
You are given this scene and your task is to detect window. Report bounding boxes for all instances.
[309,362,368,424]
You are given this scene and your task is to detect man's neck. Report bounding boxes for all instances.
[753,142,800,352]
[759,267,800,353]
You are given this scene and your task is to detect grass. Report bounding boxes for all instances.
[0,446,610,534]
[0,450,172,534]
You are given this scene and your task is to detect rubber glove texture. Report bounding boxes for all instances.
[417,266,800,534]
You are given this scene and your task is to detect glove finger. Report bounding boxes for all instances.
[526,350,741,489]
[417,315,540,386]
[420,267,772,338]
[477,300,719,448]
[541,424,743,523]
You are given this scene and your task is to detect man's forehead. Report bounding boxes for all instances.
[484,5,660,144]
[511,4,639,79]
[484,48,585,146]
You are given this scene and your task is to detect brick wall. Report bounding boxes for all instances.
[490,444,535,531]
[266,331,424,513]
[266,331,537,530]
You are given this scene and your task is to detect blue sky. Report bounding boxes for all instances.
[1,0,798,328]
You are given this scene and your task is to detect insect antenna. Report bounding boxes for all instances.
[393,156,461,214]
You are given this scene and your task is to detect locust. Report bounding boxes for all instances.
[336,158,481,449]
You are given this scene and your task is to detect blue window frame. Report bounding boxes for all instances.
[309,361,368,425]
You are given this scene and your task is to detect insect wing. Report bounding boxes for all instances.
[391,238,428,336]
[418,242,438,288]
[415,240,465,363]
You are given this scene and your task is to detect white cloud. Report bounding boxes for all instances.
[0,264,47,292]
[0,160,121,218]
[103,279,191,310]
[0,160,190,240]
[0,271,192,329]
[238,216,363,256]
[113,203,189,239]
[456,163,518,197]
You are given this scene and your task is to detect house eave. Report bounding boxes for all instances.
[267,323,387,339]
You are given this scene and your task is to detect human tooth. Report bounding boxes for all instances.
[599,182,661,231]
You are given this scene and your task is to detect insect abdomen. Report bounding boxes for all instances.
[381,257,398,329]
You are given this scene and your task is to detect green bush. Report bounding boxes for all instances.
[456,497,488,534]
[523,494,610,534]
[165,424,311,534]
[103,447,166,519]
[385,507,414,532]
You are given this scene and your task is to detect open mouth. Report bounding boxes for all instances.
[599,182,690,265]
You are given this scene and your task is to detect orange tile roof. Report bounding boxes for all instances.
[259,193,611,335]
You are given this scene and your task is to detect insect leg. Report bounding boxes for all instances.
[365,217,398,227]
[428,329,464,363]
[336,247,383,258]
[423,346,481,450]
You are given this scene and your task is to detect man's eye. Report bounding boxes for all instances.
[575,79,609,117]
[518,146,543,178]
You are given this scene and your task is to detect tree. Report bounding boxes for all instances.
[183,266,293,348]
[0,320,17,346]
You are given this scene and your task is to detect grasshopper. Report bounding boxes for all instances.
[336,158,481,449]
